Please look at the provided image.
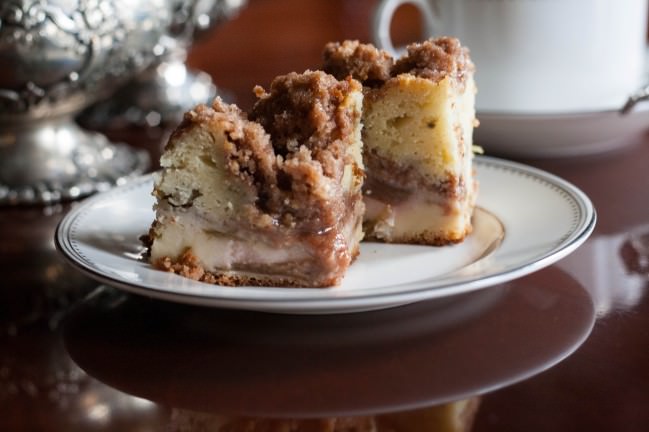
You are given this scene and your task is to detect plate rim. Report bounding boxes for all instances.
[55,155,597,312]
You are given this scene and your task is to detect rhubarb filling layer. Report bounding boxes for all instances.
[151,198,364,287]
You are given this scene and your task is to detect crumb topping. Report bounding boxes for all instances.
[323,40,393,86]
[247,71,362,230]
[323,37,473,88]
[250,70,360,172]
[392,37,474,86]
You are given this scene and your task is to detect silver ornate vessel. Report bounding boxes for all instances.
[0,0,171,205]
[80,0,247,130]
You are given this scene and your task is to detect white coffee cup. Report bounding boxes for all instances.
[373,0,649,113]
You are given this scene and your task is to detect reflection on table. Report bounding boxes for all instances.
[47,267,592,430]
[167,399,480,432]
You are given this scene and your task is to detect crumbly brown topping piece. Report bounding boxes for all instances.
[213,98,279,191]
[250,70,360,174]
[392,37,474,86]
[322,37,473,87]
[322,40,393,86]
[247,71,362,232]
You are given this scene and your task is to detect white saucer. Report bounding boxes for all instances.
[476,101,649,158]
[55,156,596,314]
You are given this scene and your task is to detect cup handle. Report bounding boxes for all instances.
[372,0,438,57]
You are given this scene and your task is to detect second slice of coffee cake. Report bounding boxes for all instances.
[324,37,478,245]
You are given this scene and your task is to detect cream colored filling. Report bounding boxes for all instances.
[150,211,310,271]
[364,193,473,242]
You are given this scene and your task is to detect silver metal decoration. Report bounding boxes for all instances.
[0,0,171,205]
[79,0,247,130]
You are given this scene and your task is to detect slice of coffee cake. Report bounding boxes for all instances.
[324,37,478,245]
[147,71,364,287]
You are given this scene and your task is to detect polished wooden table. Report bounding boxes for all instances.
[2,1,649,430]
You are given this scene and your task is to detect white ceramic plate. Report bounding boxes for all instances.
[476,104,649,158]
[56,156,596,314]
